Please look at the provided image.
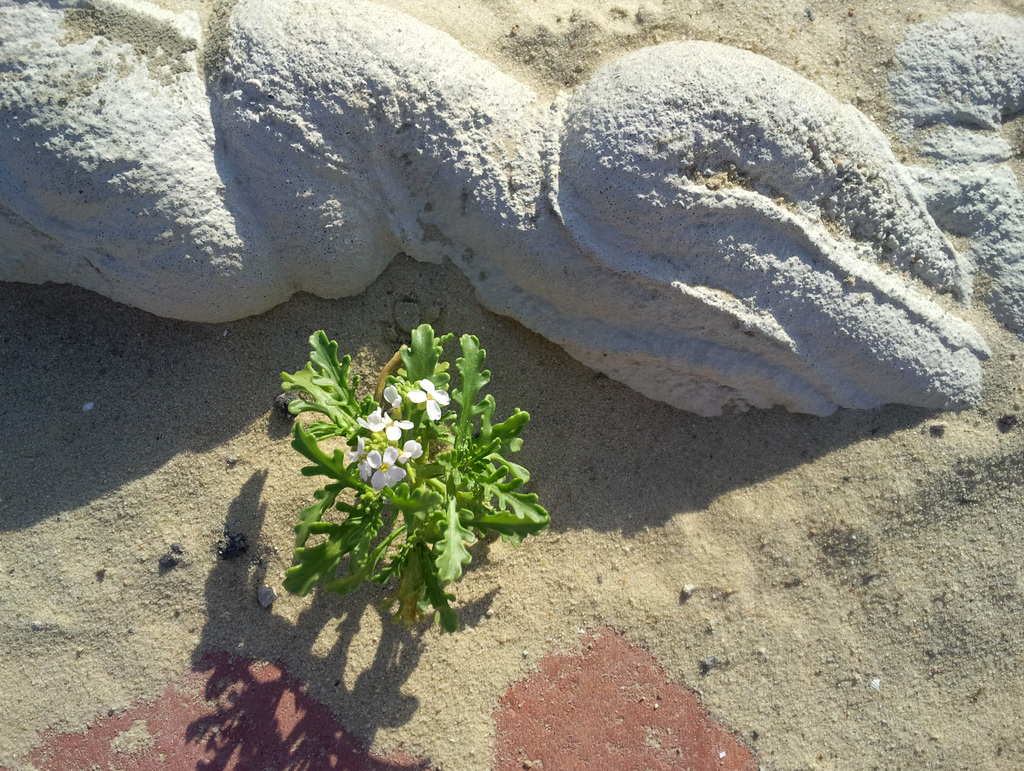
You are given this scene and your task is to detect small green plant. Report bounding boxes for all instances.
[280,324,549,632]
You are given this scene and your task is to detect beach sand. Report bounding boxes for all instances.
[2,1,1024,769]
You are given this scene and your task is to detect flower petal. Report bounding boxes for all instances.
[426,400,441,421]
[371,470,387,490]
[383,385,401,407]
[433,390,451,406]
[408,389,427,404]
[367,450,382,469]
[397,438,423,464]
[383,446,400,464]
[385,425,403,442]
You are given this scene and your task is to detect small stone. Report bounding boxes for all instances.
[274,391,299,419]
[680,584,697,602]
[870,678,881,691]
[30,621,45,631]
[929,424,945,437]
[258,585,277,608]
[82,402,94,411]
[699,656,724,675]
[169,542,184,555]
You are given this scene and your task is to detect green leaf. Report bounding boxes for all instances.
[284,501,387,597]
[461,410,532,466]
[324,514,382,595]
[281,331,363,432]
[435,498,475,583]
[290,421,361,486]
[302,422,350,442]
[388,483,444,526]
[418,546,459,633]
[283,531,347,596]
[486,452,531,487]
[401,324,453,387]
[452,335,491,451]
[489,486,548,523]
[463,482,550,546]
[294,483,344,547]
[488,409,530,448]
[463,504,549,546]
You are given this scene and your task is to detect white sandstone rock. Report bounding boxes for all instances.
[0,0,286,319]
[0,0,995,415]
[891,14,1024,338]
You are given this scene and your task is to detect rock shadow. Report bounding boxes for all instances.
[0,256,941,537]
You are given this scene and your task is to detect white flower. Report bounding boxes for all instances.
[366,446,406,490]
[382,385,402,409]
[357,408,388,433]
[359,408,411,441]
[398,439,423,464]
[381,413,413,442]
[348,436,372,479]
[407,379,450,421]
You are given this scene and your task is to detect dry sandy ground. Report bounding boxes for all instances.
[2,1,1024,769]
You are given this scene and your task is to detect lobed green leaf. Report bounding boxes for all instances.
[401,324,453,387]
[281,331,364,432]
[435,498,476,583]
[294,483,344,547]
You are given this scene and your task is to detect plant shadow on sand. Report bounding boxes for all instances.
[186,469,498,768]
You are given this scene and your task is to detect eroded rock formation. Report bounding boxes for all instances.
[0,0,1003,415]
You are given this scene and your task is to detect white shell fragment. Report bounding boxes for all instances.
[0,0,995,415]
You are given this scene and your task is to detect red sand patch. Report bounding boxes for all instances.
[17,652,430,771]
[11,627,757,770]
[493,627,759,771]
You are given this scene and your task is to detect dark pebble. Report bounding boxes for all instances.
[275,391,300,418]
[158,552,181,572]
[218,530,249,560]
[997,414,1019,433]
[929,424,945,438]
